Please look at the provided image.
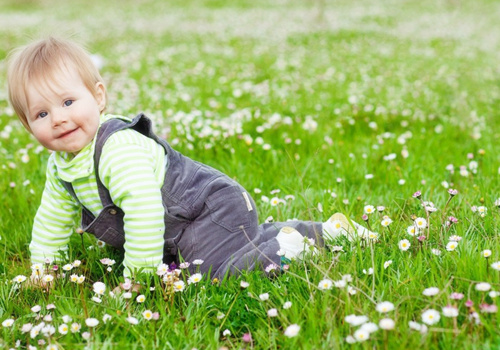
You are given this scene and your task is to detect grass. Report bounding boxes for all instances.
[1,0,500,348]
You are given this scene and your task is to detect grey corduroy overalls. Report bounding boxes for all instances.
[61,114,324,277]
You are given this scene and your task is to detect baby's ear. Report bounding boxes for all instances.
[95,82,107,112]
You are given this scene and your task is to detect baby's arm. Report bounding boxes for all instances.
[30,158,80,265]
[100,131,165,278]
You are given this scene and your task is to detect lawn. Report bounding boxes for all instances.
[1,0,500,349]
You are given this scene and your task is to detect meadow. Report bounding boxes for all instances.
[1,0,500,348]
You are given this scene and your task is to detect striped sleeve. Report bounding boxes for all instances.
[100,130,166,277]
[30,157,80,264]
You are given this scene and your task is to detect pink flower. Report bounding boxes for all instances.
[412,191,422,199]
[465,300,474,308]
[448,189,458,197]
[242,333,252,343]
[446,216,458,226]
[450,292,464,300]
[480,304,498,313]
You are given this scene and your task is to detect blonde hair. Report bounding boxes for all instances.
[7,36,106,132]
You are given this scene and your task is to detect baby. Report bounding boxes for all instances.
[7,37,372,279]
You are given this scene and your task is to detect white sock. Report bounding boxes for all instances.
[276,226,306,259]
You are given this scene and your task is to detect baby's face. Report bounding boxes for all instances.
[26,65,106,155]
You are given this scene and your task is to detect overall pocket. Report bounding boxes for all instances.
[205,185,254,233]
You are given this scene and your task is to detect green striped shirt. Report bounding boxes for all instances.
[30,114,166,277]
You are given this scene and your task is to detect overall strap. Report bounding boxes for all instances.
[58,113,159,208]
[93,114,155,206]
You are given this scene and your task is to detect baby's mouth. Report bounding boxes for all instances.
[58,128,78,138]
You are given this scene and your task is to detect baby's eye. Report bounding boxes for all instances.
[38,111,48,119]
[63,100,73,107]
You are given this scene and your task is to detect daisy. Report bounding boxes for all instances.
[85,318,99,327]
[179,262,190,269]
[173,281,185,292]
[136,295,146,303]
[384,260,392,269]
[367,231,379,241]
[407,225,418,236]
[127,317,139,325]
[476,282,491,292]
[381,217,392,227]
[376,301,395,313]
[240,281,250,289]
[142,310,153,320]
[21,323,33,333]
[222,329,231,336]
[409,321,422,331]
[379,318,395,330]
[102,314,112,323]
[360,322,378,333]
[477,206,487,217]
[431,248,442,256]
[364,205,375,215]
[70,323,81,333]
[442,306,459,317]
[156,263,169,276]
[446,241,458,251]
[259,293,270,301]
[399,239,411,251]
[284,324,300,337]
[491,261,500,270]
[192,259,204,265]
[93,282,106,295]
[31,305,42,313]
[2,318,14,327]
[421,309,440,325]
[58,323,69,335]
[342,274,353,282]
[414,217,427,229]
[62,264,73,271]
[345,335,356,344]
[353,328,370,342]
[12,275,27,283]
[270,197,280,206]
[267,308,278,317]
[334,280,347,288]
[318,279,333,290]
[345,314,368,326]
[482,250,492,258]
[283,301,292,309]
[42,275,54,283]
[423,287,440,296]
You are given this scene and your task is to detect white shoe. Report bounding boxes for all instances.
[276,226,307,260]
[323,213,357,241]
